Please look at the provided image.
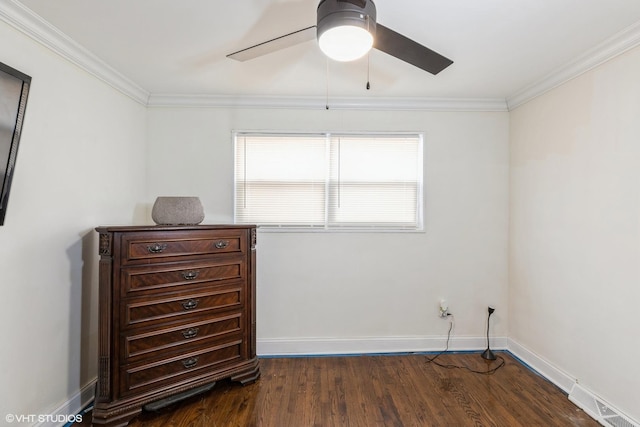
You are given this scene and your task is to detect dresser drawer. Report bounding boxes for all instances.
[120,340,243,395]
[123,287,242,327]
[122,312,242,362]
[121,229,247,264]
[122,258,245,296]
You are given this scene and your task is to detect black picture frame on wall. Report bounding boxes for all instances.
[0,61,31,226]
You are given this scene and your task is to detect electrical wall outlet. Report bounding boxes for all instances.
[439,299,449,318]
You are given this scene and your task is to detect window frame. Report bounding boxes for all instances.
[233,131,425,233]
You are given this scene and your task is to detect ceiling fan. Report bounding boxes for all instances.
[227,0,453,75]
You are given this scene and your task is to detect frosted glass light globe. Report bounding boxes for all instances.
[318,25,373,62]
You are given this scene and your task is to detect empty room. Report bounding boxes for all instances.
[0,1,639,426]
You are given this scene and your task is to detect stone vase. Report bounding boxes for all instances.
[151,196,205,225]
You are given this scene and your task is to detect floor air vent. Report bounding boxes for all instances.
[569,384,638,427]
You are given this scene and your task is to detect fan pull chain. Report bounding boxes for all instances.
[366,16,371,90]
[366,52,371,90]
[326,57,330,110]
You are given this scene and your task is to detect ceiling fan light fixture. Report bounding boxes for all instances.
[318,25,373,61]
[228,0,453,76]
[316,0,377,62]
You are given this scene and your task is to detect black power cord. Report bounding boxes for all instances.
[423,314,506,375]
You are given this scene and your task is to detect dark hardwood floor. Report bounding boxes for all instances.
[77,352,598,426]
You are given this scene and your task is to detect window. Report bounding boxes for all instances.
[234,132,423,231]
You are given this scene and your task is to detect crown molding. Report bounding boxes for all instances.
[147,93,509,112]
[0,0,150,105]
[5,0,640,112]
[507,20,640,110]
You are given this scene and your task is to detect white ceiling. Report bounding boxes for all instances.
[12,0,640,103]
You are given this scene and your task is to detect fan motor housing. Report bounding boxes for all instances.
[317,0,377,40]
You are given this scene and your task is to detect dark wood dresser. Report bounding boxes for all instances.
[92,225,259,426]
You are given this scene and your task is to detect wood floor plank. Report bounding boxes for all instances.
[75,352,599,426]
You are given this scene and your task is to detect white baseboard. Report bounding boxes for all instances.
[257,335,508,357]
[508,338,639,427]
[506,338,576,393]
[34,380,95,427]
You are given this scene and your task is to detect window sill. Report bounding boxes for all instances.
[252,226,425,234]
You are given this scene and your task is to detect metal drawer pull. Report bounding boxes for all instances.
[181,327,199,339]
[182,299,199,310]
[215,240,230,249]
[147,243,167,253]
[182,357,198,369]
[182,270,200,280]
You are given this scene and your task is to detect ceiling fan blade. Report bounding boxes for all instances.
[373,24,453,75]
[227,26,316,62]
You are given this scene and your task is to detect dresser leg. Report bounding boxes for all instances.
[230,359,261,385]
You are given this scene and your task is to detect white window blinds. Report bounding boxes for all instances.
[234,132,423,230]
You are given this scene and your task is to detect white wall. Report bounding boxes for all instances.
[510,46,640,421]
[147,107,510,354]
[0,21,147,421]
